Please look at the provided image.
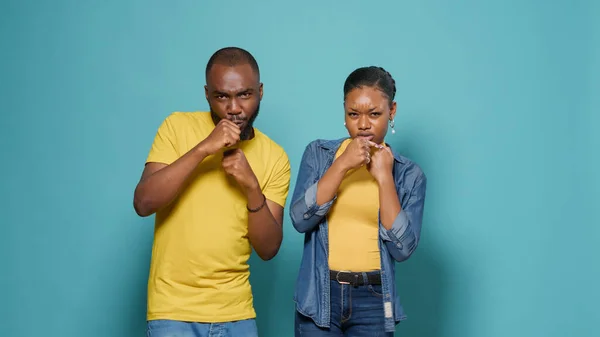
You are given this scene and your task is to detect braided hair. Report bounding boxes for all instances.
[343,66,396,107]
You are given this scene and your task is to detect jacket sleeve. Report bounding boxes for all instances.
[379,173,427,262]
[289,142,336,233]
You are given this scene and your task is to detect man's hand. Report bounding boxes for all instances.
[338,137,380,170]
[200,119,241,156]
[221,148,283,260]
[222,149,259,193]
[368,146,394,185]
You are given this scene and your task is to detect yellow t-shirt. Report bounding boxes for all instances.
[328,138,381,272]
[145,111,291,323]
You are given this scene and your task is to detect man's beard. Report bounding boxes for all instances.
[210,103,260,141]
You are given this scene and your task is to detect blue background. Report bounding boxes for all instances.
[1,0,598,336]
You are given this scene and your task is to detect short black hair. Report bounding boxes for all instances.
[343,66,396,107]
[205,47,260,80]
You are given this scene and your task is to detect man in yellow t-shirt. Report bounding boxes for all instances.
[133,47,291,337]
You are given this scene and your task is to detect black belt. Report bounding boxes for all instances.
[330,270,381,286]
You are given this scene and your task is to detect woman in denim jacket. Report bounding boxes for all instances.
[289,66,427,336]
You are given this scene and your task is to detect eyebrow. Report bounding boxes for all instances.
[212,88,254,96]
[349,107,377,112]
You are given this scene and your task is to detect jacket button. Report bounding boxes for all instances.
[304,213,309,219]
[396,243,403,249]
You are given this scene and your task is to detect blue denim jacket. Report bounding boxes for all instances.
[289,138,427,332]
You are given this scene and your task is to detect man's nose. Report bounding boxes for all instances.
[227,98,242,115]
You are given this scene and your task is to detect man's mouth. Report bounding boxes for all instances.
[229,117,246,128]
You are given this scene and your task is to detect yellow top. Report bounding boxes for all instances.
[328,138,381,272]
[145,112,291,323]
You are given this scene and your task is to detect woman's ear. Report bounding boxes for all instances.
[389,101,397,120]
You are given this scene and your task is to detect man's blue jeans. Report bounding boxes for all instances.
[146,319,258,337]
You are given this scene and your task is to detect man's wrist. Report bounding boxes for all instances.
[194,141,211,157]
[247,193,267,213]
[245,183,264,208]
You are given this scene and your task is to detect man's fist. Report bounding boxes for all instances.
[222,149,259,192]
[200,119,241,155]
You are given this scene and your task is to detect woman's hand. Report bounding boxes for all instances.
[339,138,381,170]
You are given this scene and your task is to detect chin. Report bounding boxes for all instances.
[240,127,253,140]
[372,135,386,144]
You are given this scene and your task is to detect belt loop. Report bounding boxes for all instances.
[361,272,369,286]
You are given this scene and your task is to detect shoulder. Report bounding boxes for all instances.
[390,149,427,187]
[302,138,346,153]
[253,129,290,164]
[163,111,211,127]
[295,138,346,169]
[157,111,213,137]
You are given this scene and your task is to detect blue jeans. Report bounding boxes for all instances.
[146,319,258,337]
[295,279,394,336]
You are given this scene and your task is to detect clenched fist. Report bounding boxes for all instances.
[200,119,241,156]
[367,146,394,184]
[222,149,259,192]
[338,137,382,170]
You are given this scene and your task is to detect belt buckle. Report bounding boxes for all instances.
[335,270,351,285]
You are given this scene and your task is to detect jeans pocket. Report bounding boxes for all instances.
[368,284,384,298]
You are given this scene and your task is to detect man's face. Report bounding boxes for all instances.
[205,63,263,140]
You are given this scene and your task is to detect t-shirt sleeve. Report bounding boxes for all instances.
[263,150,292,208]
[146,114,180,165]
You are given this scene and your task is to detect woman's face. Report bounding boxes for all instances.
[344,86,396,145]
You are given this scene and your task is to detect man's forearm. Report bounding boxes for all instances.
[134,144,209,216]
[246,187,282,261]
[378,174,401,230]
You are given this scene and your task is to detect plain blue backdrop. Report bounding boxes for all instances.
[1,1,598,336]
